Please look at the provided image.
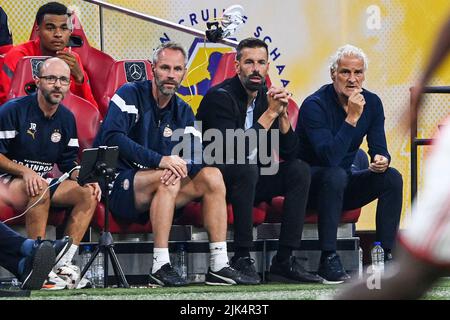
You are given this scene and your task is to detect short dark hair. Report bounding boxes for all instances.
[152,41,187,65]
[236,38,268,61]
[36,2,70,26]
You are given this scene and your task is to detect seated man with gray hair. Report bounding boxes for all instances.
[295,44,403,283]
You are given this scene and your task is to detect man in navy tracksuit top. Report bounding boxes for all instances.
[95,42,257,287]
[296,45,403,283]
[0,57,100,289]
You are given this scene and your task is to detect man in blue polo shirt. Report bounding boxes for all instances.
[296,44,403,283]
[0,57,100,289]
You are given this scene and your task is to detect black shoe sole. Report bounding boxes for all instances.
[148,275,188,287]
[21,242,56,290]
[205,273,236,286]
[267,272,323,284]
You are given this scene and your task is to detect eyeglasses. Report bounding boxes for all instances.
[38,75,71,86]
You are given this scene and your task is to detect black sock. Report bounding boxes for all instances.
[321,250,336,261]
[232,247,250,262]
[276,245,292,263]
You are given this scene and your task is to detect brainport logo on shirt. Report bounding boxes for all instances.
[159,8,290,113]
[50,129,62,143]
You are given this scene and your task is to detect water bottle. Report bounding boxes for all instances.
[371,242,384,274]
[92,250,104,288]
[95,252,105,288]
[358,246,363,279]
[81,245,93,284]
[177,243,188,281]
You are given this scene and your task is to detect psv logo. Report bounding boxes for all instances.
[51,130,62,143]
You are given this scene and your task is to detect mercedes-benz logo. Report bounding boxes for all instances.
[31,59,46,77]
[128,63,143,81]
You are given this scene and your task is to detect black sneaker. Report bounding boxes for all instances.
[230,257,261,284]
[20,240,56,290]
[52,236,73,266]
[205,266,260,285]
[268,256,324,283]
[149,263,188,287]
[318,253,351,284]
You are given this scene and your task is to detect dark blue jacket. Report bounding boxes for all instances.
[197,75,298,165]
[94,80,202,175]
[0,94,78,177]
[296,84,390,171]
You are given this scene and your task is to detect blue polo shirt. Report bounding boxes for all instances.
[296,84,390,171]
[0,94,79,178]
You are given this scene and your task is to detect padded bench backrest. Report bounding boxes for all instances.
[101,59,153,116]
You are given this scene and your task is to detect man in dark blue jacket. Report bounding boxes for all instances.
[95,42,257,287]
[296,44,403,283]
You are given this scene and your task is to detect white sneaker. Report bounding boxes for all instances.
[56,263,92,289]
[41,271,67,290]
[75,276,92,289]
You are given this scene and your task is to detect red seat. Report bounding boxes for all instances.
[101,59,153,116]
[210,52,238,87]
[90,203,153,234]
[0,204,66,227]
[30,13,116,117]
[90,202,267,235]
[62,92,102,153]
[179,202,267,227]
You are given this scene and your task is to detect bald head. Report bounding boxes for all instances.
[38,57,70,77]
[36,57,71,107]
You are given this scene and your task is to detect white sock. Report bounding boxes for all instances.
[209,242,229,272]
[55,244,78,269]
[152,248,170,274]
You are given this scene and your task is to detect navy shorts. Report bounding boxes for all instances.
[109,170,149,224]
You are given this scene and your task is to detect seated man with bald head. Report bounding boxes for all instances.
[0,57,101,290]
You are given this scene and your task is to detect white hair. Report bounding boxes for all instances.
[329,44,368,73]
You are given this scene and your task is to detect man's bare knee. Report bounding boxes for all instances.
[156,179,181,197]
[80,186,98,208]
[198,167,225,194]
[28,187,51,206]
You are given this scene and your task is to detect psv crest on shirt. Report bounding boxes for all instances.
[51,129,62,143]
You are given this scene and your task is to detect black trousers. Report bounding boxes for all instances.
[218,159,311,249]
[0,222,26,276]
[307,167,403,251]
